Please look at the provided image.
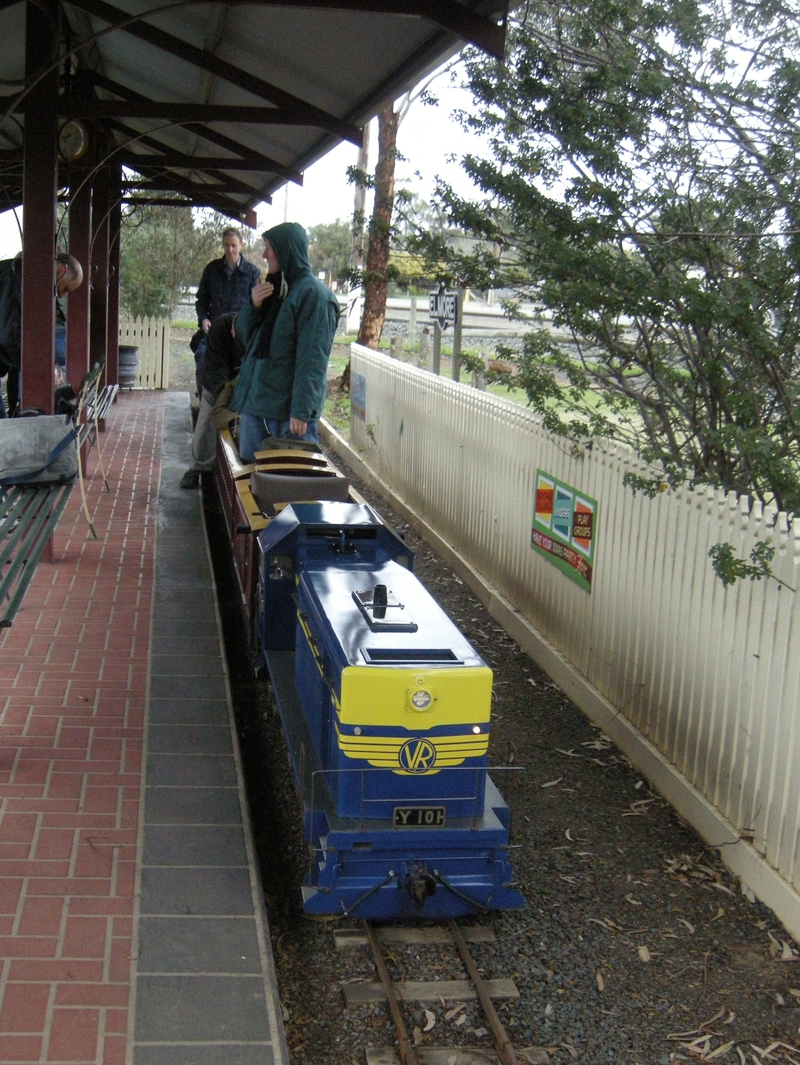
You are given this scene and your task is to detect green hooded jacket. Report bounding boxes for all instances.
[232,223,340,424]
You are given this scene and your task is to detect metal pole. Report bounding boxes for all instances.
[452,287,464,382]
[432,321,441,375]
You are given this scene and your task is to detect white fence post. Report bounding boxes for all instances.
[348,344,800,904]
[117,315,170,388]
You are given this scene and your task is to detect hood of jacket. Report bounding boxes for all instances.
[263,222,313,288]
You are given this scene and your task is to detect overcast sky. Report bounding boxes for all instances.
[0,68,487,259]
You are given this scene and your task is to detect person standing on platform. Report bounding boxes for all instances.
[179,311,248,489]
[192,228,260,399]
[233,222,340,463]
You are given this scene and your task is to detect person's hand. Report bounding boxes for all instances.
[202,318,212,333]
[289,417,308,438]
[250,281,275,309]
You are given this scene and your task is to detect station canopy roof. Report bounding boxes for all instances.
[0,1,507,225]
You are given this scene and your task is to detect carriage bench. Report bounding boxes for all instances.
[0,480,74,626]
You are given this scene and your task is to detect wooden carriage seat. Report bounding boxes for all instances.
[250,469,351,516]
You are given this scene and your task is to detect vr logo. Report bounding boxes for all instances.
[398,738,437,773]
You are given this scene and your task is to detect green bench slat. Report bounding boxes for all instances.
[0,482,75,627]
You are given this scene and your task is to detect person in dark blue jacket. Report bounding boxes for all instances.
[192,228,260,398]
[195,228,261,331]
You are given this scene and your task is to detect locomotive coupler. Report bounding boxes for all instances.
[402,865,437,907]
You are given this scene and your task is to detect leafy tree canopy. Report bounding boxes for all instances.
[408,0,800,512]
[120,204,245,319]
[307,219,353,283]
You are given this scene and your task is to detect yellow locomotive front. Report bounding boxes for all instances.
[295,558,494,821]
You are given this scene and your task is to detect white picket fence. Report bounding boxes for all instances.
[118,316,170,389]
[348,344,800,923]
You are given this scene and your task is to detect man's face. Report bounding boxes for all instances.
[263,239,280,274]
[223,235,243,266]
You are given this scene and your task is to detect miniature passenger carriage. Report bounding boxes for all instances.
[215,430,523,918]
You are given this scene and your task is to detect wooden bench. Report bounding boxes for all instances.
[0,481,74,627]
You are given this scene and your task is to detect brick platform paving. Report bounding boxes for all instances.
[0,392,286,1065]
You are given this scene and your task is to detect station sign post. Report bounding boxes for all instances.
[428,287,459,377]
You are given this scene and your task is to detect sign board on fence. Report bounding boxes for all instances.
[531,470,597,592]
[351,373,366,421]
[429,289,458,330]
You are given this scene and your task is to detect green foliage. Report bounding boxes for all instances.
[409,0,800,512]
[622,470,682,498]
[120,204,232,319]
[708,542,777,588]
[307,220,353,283]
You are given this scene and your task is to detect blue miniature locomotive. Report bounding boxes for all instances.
[256,498,523,918]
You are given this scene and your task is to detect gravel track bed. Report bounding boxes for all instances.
[203,446,800,1065]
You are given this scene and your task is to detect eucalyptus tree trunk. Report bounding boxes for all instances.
[357,105,398,350]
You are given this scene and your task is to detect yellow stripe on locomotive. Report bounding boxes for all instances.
[335,723,490,773]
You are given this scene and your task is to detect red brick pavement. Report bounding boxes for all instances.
[0,392,164,1064]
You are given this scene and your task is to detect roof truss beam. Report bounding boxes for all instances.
[64,0,363,144]
[119,176,258,224]
[60,98,329,125]
[92,75,304,184]
[208,1,506,59]
[108,120,302,182]
[116,147,292,174]
[128,162,265,199]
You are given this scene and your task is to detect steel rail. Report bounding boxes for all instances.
[448,918,520,1065]
[363,920,419,1065]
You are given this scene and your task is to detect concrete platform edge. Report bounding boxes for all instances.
[198,435,290,1065]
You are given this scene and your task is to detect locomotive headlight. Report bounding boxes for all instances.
[410,688,432,710]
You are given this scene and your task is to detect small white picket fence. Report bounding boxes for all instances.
[118,316,170,389]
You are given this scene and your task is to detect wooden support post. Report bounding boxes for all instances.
[432,321,441,376]
[90,165,111,371]
[21,0,59,414]
[106,167,122,389]
[67,169,92,386]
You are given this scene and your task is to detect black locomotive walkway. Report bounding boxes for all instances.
[0,390,288,1065]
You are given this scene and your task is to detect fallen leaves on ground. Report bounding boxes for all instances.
[519,1050,551,1065]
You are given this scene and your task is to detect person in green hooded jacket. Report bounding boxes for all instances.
[233,222,340,462]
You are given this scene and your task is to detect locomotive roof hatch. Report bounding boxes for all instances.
[298,561,486,671]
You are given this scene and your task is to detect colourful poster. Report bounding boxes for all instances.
[532,470,598,592]
[351,372,366,421]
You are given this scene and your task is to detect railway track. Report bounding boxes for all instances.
[336,920,522,1065]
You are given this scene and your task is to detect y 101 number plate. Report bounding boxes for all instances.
[393,806,446,828]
